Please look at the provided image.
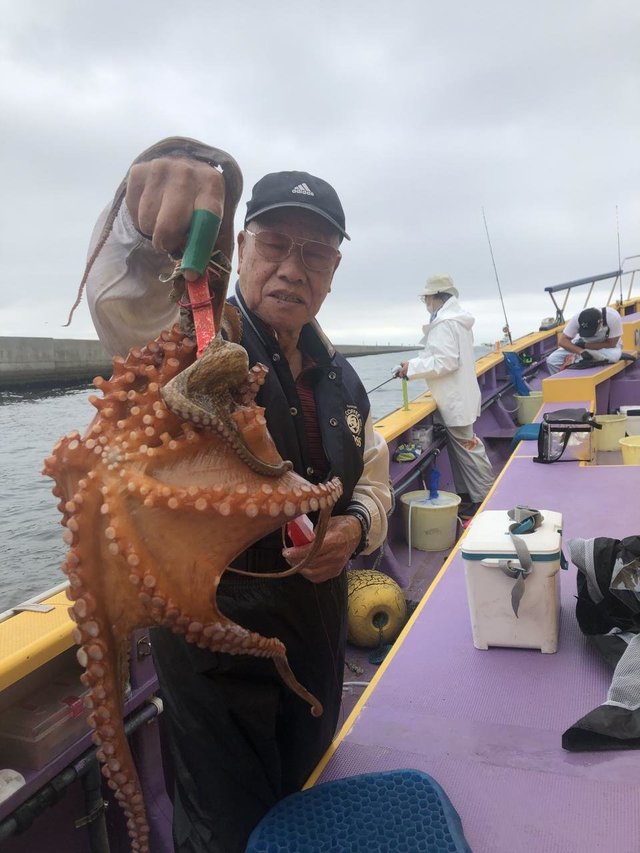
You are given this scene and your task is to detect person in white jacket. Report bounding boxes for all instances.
[397,275,494,517]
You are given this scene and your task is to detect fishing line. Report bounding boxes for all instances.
[616,205,624,305]
[482,207,512,344]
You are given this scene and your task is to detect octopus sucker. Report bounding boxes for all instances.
[44,324,343,851]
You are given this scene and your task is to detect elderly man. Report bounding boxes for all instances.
[84,137,391,852]
[397,274,494,518]
[546,306,623,373]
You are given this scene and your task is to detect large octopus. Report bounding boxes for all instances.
[45,140,343,851]
[43,325,343,853]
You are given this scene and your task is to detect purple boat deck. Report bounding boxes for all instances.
[314,407,640,852]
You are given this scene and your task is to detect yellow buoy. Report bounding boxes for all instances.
[347,570,408,648]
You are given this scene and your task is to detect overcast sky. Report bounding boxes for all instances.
[2,0,639,346]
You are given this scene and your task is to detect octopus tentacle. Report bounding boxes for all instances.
[225,496,337,579]
[62,502,150,852]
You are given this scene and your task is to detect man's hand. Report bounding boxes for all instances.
[126,157,225,279]
[282,515,362,583]
[395,361,409,378]
[558,333,586,355]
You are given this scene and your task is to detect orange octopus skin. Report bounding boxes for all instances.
[43,326,343,853]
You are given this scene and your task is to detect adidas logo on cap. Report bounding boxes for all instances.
[291,182,314,196]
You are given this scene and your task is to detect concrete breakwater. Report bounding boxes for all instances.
[0,337,113,389]
[0,337,418,389]
[337,345,418,357]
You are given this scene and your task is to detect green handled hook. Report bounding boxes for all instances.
[180,209,222,276]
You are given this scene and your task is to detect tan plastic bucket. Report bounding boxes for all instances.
[619,436,640,465]
[400,490,461,552]
[594,414,628,451]
[618,407,640,436]
[514,391,543,425]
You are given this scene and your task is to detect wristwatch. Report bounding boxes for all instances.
[346,502,371,558]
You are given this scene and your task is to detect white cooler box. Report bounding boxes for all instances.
[461,509,563,653]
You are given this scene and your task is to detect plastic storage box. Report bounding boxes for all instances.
[461,509,563,653]
[0,671,89,769]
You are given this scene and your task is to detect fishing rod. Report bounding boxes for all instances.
[367,370,411,412]
[481,207,513,344]
[616,206,624,305]
[367,358,412,394]
[367,375,398,394]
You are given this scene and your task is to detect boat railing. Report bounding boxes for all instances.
[0,580,69,626]
[544,257,640,325]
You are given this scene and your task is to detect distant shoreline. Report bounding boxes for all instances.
[0,336,420,390]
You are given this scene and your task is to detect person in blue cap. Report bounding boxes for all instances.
[83,137,391,852]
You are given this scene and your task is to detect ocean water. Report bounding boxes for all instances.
[0,347,490,611]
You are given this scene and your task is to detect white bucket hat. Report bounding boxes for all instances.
[420,274,459,299]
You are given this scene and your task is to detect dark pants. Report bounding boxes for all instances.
[151,569,347,852]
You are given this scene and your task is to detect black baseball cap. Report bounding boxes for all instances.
[245,171,350,241]
[578,308,601,336]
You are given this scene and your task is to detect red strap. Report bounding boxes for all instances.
[286,515,315,546]
[186,274,216,358]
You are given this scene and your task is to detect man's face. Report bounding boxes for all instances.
[237,208,341,337]
[425,295,441,314]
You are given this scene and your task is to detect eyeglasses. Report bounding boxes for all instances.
[244,229,341,272]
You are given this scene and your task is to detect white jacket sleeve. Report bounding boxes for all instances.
[86,202,180,357]
[406,322,459,381]
[350,415,391,552]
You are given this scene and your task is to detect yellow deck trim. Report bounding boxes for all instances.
[374,393,436,442]
[542,360,626,403]
[0,591,74,691]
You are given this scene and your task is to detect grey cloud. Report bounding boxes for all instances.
[1,0,639,344]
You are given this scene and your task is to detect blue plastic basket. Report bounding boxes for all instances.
[246,769,472,852]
